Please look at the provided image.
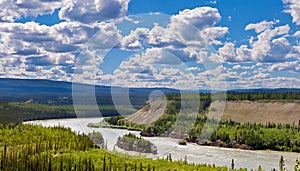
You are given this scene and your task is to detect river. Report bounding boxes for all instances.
[25,117,299,170]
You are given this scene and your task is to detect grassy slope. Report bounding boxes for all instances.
[127,99,300,126]
[221,101,300,124]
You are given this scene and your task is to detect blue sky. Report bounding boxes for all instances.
[0,0,299,89]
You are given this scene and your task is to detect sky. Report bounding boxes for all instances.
[0,0,299,90]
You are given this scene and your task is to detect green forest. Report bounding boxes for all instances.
[0,92,300,170]
[100,93,300,152]
[116,133,157,154]
[0,91,299,124]
[0,123,255,171]
[0,102,135,123]
[225,92,300,101]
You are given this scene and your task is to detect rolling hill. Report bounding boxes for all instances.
[0,78,179,106]
[221,101,300,124]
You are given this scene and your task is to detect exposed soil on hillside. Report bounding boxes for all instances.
[126,100,168,124]
[220,101,300,124]
[126,99,300,126]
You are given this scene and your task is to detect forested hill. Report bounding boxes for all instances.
[102,93,300,152]
[0,78,179,106]
[0,78,299,124]
[1,78,300,104]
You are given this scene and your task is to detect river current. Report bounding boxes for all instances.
[25,117,300,170]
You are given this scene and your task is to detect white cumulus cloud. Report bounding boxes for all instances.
[283,0,300,25]
[0,0,63,22]
[59,0,130,24]
[245,20,279,33]
[219,24,292,62]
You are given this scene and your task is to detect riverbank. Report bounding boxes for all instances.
[2,122,245,171]
[25,117,300,170]
[94,115,300,153]
[97,125,256,151]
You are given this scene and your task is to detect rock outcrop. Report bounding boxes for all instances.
[200,140,254,150]
[116,134,157,154]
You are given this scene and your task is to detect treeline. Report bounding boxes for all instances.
[140,115,300,152]
[186,117,300,152]
[102,92,300,152]
[0,102,135,124]
[168,91,300,102]
[226,92,300,101]
[0,123,249,171]
[1,91,300,124]
[0,102,76,123]
[163,92,300,147]
[140,94,212,137]
[88,116,145,131]
[103,94,212,137]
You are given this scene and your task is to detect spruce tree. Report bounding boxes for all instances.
[279,156,285,171]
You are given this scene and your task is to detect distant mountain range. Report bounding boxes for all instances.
[0,78,179,105]
[0,78,299,105]
[0,78,180,95]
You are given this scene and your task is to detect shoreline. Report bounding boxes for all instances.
[24,117,300,170]
[85,122,300,154]
[25,117,300,154]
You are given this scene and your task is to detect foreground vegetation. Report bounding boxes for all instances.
[0,91,300,169]
[0,123,255,171]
